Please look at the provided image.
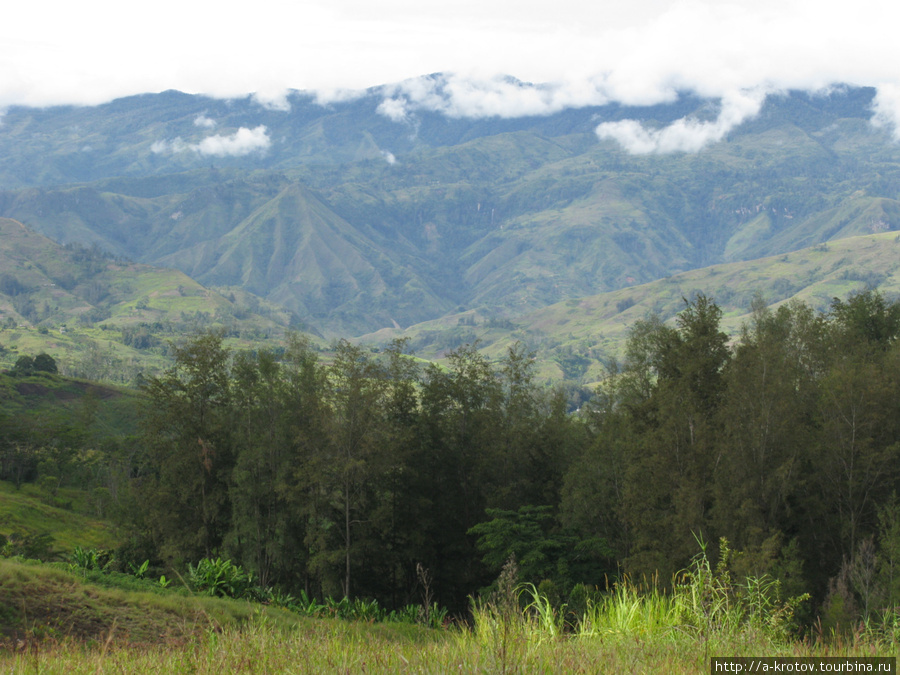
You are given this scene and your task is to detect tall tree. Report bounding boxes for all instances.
[418,343,502,606]
[327,340,389,598]
[712,299,817,577]
[228,349,293,589]
[620,295,730,579]
[140,332,235,561]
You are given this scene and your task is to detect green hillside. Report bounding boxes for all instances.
[0,217,307,383]
[361,231,900,382]
[0,481,118,556]
[2,87,900,336]
[0,557,308,646]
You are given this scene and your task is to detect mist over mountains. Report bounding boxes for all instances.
[0,80,897,337]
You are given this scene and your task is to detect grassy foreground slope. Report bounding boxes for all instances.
[0,555,894,674]
[0,481,894,671]
[0,559,310,647]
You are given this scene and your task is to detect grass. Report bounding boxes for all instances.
[0,542,897,673]
[0,595,894,674]
[0,482,118,556]
[0,558,305,648]
[0,499,896,672]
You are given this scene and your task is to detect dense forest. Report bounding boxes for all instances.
[3,289,900,629]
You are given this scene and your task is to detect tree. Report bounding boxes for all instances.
[14,355,34,374]
[560,360,634,577]
[278,334,332,596]
[140,332,235,561]
[469,505,571,584]
[620,294,730,579]
[711,299,817,580]
[326,339,389,598]
[228,348,294,590]
[32,353,58,374]
[418,343,503,606]
[828,290,900,351]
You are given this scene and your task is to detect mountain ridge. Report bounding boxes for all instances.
[357,231,900,383]
[1,84,898,336]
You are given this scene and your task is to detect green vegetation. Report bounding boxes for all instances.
[366,231,900,385]
[0,546,894,672]
[6,85,900,668]
[0,557,305,646]
[0,482,117,555]
[7,291,898,631]
[0,216,300,385]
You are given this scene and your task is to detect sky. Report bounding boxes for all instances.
[5,0,900,152]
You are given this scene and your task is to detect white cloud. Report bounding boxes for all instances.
[193,126,271,157]
[151,138,188,154]
[193,114,217,129]
[251,91,292,112]
[595,89,768,154]
[376,98,409,122]
[381,150,397,165]
[151,126,271,157]
[314,87,369,106]
[871,85,900,141]
[6,0,900,139]
[376,74,611,121]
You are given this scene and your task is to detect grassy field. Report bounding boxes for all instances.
[0,482,119,556]
[0,586,894,673]
[2,623,889,674]
[0,548,897,674]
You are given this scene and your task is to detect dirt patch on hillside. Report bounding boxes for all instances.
[14,382,50,397]
[71,382,121,400]
[13,381,121,401]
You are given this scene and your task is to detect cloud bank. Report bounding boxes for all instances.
[377,74,611,120]
[151,126,271,157]
[7,0,900,153]
[871,85,900,141]
[594,89,768,154]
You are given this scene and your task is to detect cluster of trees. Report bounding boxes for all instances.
[125,290,900,624]
[132,334,579,609]
[565,291,900,624]
[12,352,58,374]
[5,289,900,626]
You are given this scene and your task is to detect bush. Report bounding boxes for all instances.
[33,353,58,373]
[188,557,256,599]
[14,355,33,373]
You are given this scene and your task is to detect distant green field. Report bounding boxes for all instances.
[363,231,900,384]
[0,481,119,555]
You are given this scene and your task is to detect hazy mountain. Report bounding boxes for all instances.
[359,231,900,384]
[0,82,897,336]
[0,217,296,381]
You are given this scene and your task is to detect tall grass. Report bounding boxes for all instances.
[462,538,821,671]
[572,538,811,659]
[3,608,898,674]
[578,577,682,639]
[3,541,897,674]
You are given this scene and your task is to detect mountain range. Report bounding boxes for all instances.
[0,79,897,341]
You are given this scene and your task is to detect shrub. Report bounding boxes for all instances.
[33,353,58,373]
[188,557,256,599]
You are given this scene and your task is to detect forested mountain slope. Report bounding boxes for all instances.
[0,84,897,336]
[362,231,900,383]
[0,217,296,382]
